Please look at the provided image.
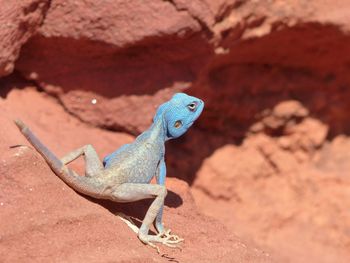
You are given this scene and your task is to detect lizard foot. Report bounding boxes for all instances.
[157,229,184,243]
[117,213,183,253]
[139,233,183,254]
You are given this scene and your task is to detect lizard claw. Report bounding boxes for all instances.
[157,229,184,243]
[139,231,183,253]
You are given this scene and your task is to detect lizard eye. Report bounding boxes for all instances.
[174,120,182,128]
[187,102,197,112]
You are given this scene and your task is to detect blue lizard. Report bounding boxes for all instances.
[15,93,204,252]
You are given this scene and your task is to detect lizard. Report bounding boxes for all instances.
[14,93,204,252]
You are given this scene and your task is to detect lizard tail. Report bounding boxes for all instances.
[14,119,64,172]
[14,119,105,199]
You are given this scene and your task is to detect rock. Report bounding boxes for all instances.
[314,135,350,178]
[192,17,350,140]
[273,100,309,120]
[250,100,328,153]
[0,149,270,262]
[0,0,49,77]
[12,0,350,139]
[168,0,215,29]
[245,135,300,174]
[210,0,350,43]
[15,0,213,131]
[193,144,274,200]
[59,84,189,134]
[193,141,350,263]
[37,0,205,46]
[261,100,309,131]
[287,118,328,148]
[0,85,134,174]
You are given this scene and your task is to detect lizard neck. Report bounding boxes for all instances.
[147,117,167,143]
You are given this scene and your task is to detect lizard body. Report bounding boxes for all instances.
[15,93,204,251]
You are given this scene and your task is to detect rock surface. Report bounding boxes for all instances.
[193,110,350,263]
[0,0,49,77]
[59,85,189,135]
[11,0,350,136]
[192,140,350,263]
[15,0,213,132]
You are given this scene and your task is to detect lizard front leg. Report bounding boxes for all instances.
[155,159,183,243]
[111,183,182,252]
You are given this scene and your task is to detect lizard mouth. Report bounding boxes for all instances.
[186,101,204,128]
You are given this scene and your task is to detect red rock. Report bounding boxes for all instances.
[0,0,49,76]
[273,100,309,120]
[193,141,350,263]
[193,144,274,200]
[288,118,328,148]
[38,0,203,45]
[59,84,189,134]
[315,135,350,178]
[261,100,309,131]
[15,0,213,131]
[169,0,215,28]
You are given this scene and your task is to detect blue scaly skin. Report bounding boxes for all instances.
[15,93,204,252]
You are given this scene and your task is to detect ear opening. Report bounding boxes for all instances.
[174,120,182,128]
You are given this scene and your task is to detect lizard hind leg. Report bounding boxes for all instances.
[111,183,183,252]
[61,144,104,177]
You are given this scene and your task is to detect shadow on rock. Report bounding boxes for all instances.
[84,189,183,226]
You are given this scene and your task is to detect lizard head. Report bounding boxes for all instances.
[154,93,204,139]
